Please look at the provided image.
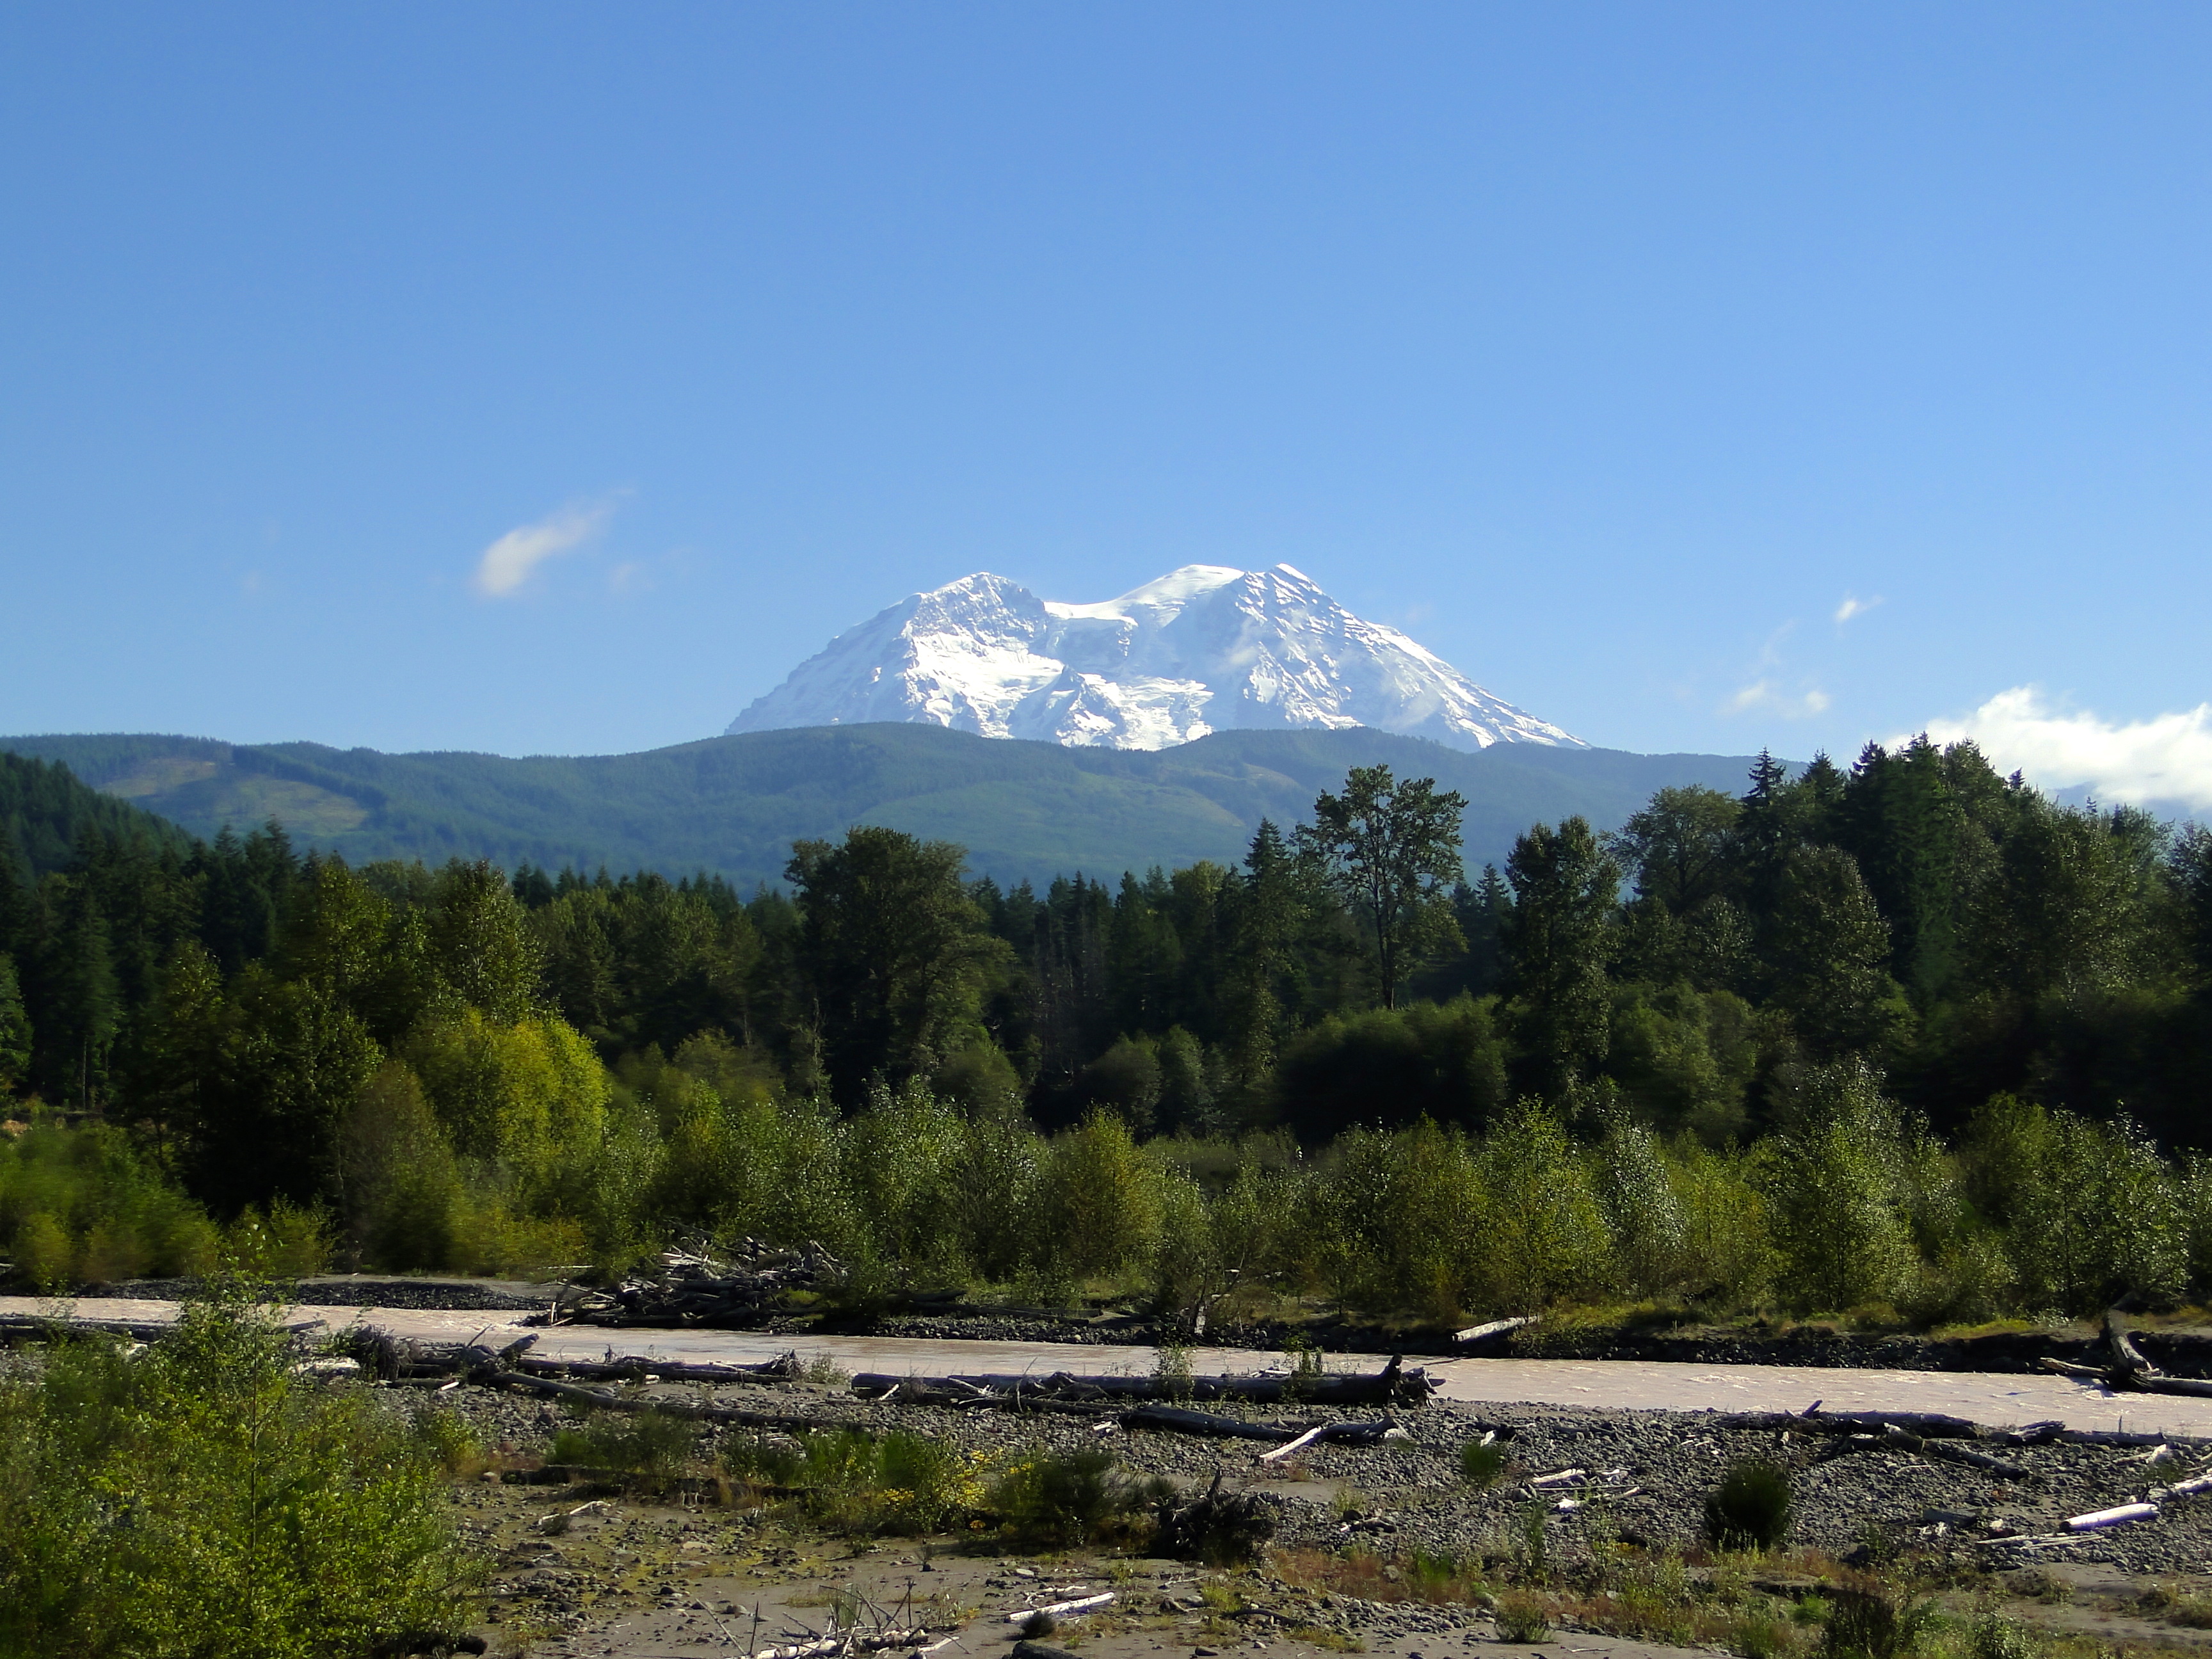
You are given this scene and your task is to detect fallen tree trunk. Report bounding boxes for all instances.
[1711,1407,1989,1440]
[1116,1404,1402,1447]
[851,1354,1434,1407]
[1819,1425,2033,1480]
[485,1370,856,1432]
[513,1352,805,1387]
[1454,1316,1539,1347]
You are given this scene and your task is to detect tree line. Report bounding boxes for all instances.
[2,739,2211,1322]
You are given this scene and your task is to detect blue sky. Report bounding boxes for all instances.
[4,4,2209,804]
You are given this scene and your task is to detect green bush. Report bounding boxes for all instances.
[874,1431,968,1532]
[0,1286,477,1658]
[1820,1589,1937,1659]
[1704,1459,1794,1552]
[989,1447,1143,1546]
[408,1402,483,1473]
[721,1431,807,1487]
[0,1121,218,1290]
[550,1406,698,1491]
[721,1427,974,1534]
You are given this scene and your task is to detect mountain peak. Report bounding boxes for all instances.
[728,566,1583,753]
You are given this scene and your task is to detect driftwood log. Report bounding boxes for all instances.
[1816,1425,2035,1480]
[2037,1311,2212,1401]
[1454,1315,1539,1347]
[851,1354,1435,1407]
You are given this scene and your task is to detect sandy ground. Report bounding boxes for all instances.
[6,1294,2200,1438]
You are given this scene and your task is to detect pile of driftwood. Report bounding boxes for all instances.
[560,1239,846,1329]
[853,1352,1437,1409]
[2041,1311,2212,1399]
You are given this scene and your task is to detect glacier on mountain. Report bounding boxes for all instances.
[725,563,1583,752]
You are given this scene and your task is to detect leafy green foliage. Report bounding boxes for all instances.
[989,1447,1147,1545]
[1818,1589,1937,1659]
[550,1406,697,1491]
[1295,764,1469,1008]
[2,739,2211,1333]
[0,1289,476,1658]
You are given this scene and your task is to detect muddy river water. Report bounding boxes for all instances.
[6,1294,2202,1437]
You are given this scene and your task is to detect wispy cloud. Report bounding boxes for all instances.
[1914,687,2212,812]
[1720,621,1829,717]
[1723,679,1832,718]
[472,500,614,597]
[1834,593,1883,625]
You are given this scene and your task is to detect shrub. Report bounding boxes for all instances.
[550,1406,697,1490]
[874,1431,968,1532]
[1964,1614,2039,1659]
[723,1427,977,1533]
[989,1447,1142,1545]
[0,1285,477,1658]
[1819,1590,1937,1659]
[1704,1459,1793,1552]
[0,1121,218,1290]
[721,1431,806,1488]
[409,1402,484,1473]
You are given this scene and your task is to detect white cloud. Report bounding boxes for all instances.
[1834,593,1883,625]
[1722,679,1831,719]
[1914,687,2212,812]
[472,501,613,597]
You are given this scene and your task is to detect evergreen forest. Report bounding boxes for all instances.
[3,739,2211,1330]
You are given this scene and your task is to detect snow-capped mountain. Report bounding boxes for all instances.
[726,564,1583,752]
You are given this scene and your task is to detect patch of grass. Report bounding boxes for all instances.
[721,1429,807,1487]
[1732,1609,1800,1659]
[799,1351,853,1388]
[1497,1593,1554,1642]
[721,1426,981,1533]
[550,1405,698,1491]
[1706,1458,1795,1552]
[1460,1439,1508,1488]
[1153,1341,1195,1400]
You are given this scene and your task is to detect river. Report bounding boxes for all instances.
[2,1294,2193,1436]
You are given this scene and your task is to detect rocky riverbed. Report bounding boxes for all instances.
[386,1361,2212,1658]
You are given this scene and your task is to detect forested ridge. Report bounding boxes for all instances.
[0,724,1760,890]
[3,737,2211,1327]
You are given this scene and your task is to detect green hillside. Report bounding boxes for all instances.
[0,748,195,879]
[0,725,1773,886]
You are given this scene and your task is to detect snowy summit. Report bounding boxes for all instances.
[726,564,1583,753]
